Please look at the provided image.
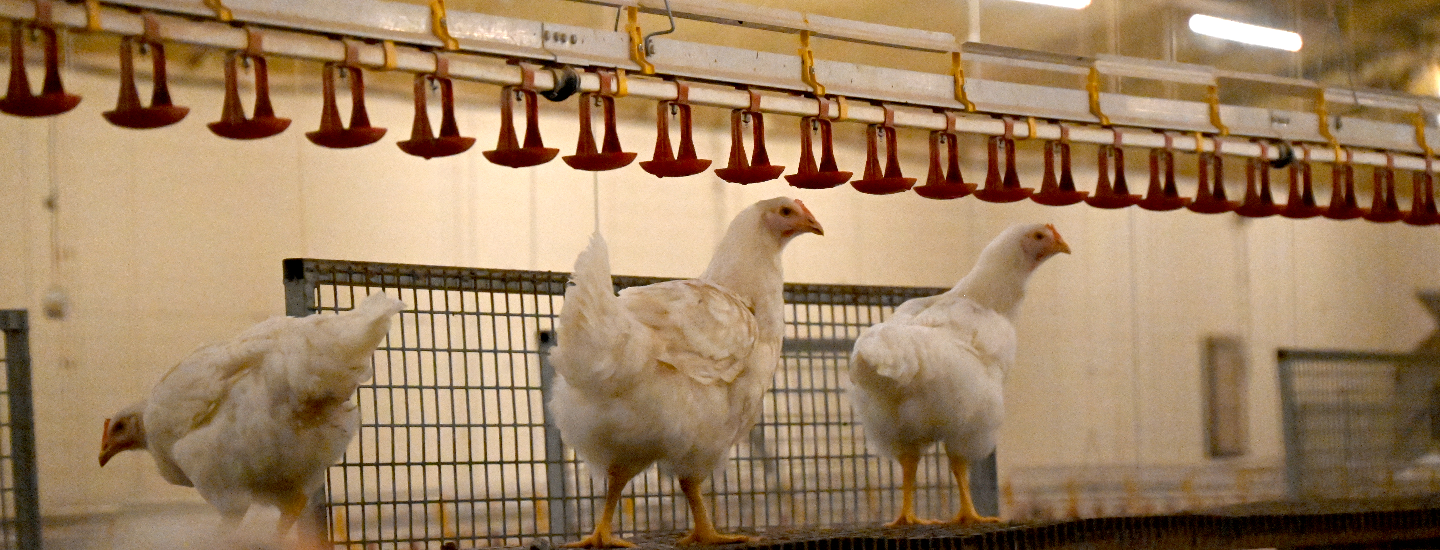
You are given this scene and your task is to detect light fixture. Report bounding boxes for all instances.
[1188,14,1302,52]
[1007,0,1091,9]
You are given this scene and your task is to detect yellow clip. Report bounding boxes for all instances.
[1413,109,1433,158]
[378,40,397,70]
[950,51,976,113]
[625,7,654,75]
[83,0,102,31]
[1086,66,1111,127]
[614,68,629,97]
[1315,88,1337,145]
[204,0,232,22]
[1193,131,1206,154]
[429,0,459,51]
[1016,116,1037,141]
[799,31,825,96]
[1206,84,1229,137]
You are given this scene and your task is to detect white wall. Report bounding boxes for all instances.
[2,55,1439,527]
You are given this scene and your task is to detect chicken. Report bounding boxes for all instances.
[548,197,823,547]
[849,224,1069,526]
[99,292,405,542]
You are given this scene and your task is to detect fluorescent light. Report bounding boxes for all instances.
[1008,0,1091,9]
[1188,14,1302,52]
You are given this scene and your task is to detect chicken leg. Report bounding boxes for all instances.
[564,467,639,548]
[946,456,1000,524]
[887,452,940,526]
[677,477,747,545]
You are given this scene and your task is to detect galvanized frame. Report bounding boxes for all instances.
[0,310,40,550]
[282,258,995,549]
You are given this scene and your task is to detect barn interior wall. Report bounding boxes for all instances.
[0,53,1437,528]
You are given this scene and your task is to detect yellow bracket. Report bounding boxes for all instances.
[950,51,976,112]
[615,68,629,97]
[1016,116,1037,141]
[1086,66,1111,127]
[1206,85,1229,137]
[381,40,397,70]
[626,7,654,75]
[1413,109,1434,159]
[429,0,459,51]
[83,0,102,31]
[1315,88,1337,145]
[203,0,232,22]
[799,31,825,96]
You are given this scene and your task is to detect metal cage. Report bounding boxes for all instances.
[282,258,996,549]
[0,310,39,550]
[1279,348,1440,500]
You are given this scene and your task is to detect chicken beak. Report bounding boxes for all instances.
[99,445,119,467]
[1047,224,1071,254]
[99,418,116,467]
[795,199,824,236]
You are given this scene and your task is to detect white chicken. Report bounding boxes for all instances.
[548,197,823,547]
[99,292,405,542]
[849,224,1069,526]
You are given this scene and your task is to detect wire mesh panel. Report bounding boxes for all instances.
[284,259,981,549]
[1278,349,1440,500]
[0,310,39,550]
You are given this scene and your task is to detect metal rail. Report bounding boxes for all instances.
[2,0,1439,170]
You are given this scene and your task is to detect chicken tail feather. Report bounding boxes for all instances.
[551,233,638,389]
[289,292,405,402]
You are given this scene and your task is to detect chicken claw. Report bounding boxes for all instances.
[885,514,942,527]
[562,533,636,548]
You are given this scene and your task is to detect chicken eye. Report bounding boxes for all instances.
[779,207,794,216]
[112,421,125,432]
[1033,232,1044,240]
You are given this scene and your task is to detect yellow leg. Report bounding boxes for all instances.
[946,457,1000,524]
[886,453,939,527]
[677,477,748,545]
[564,468,638,548]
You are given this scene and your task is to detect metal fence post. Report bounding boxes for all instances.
[537,330,573,540]
[281,262,329,544]
[2,310,41,550]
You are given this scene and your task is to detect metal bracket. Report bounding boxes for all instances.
[1087,66,1110,127]
[624,5,653,74]
[951,51,975,112]
[1316,88,1337,145]
[641,0,674,56]
[428,0,458,50]
[799,30,824,96]
[202,0,230,22]
[1414,108,1433,159]
[1207,84,1229,136]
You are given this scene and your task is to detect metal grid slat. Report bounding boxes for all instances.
[283,259,979,549]
[1278,349,1440,500]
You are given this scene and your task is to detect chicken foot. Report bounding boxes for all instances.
[677,477,748,545]
[886,453,940,526]
[946,456,1000,524]
[564,467,639,548]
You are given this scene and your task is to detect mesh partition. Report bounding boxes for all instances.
[282,259,986,549]
[1278,349,1440,500]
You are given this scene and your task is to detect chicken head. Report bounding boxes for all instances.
[761,197,824,240]
[99,403,146,467]
[1018,223,1070,266]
